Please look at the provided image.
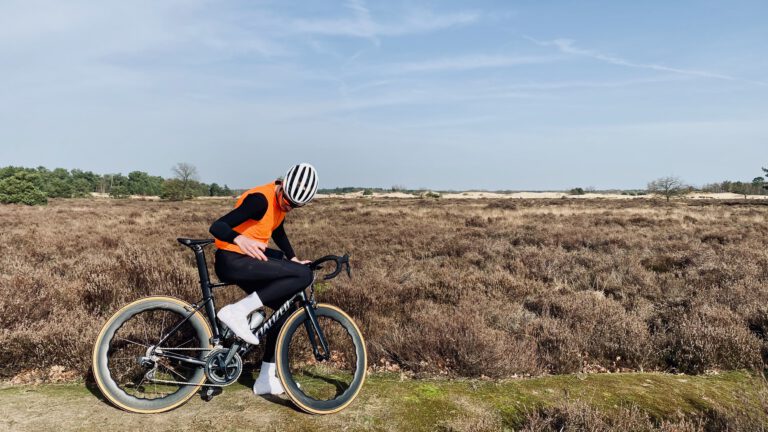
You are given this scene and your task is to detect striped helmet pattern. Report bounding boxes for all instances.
[283,163,318,207]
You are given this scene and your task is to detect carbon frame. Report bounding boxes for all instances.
[154,242,330,367]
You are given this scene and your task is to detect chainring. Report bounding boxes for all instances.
[204,348,243,386]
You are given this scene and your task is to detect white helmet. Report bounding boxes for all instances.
[282,163,318,207]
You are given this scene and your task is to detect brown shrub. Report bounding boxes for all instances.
[1,197,767,380]
[519,401,709,432]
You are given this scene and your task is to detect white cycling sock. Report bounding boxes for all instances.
[229,291,264,315]
[253,361,284,395]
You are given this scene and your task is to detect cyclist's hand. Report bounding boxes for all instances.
[234,235,268,261]
[291,257,311,265]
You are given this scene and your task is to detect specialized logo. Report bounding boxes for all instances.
[254,300,294,339]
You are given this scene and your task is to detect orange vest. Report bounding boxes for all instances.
[214,182,286,255]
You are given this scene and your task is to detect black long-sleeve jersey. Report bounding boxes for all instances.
[209,192,296,259]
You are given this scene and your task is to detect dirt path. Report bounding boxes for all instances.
[1,372,766,431]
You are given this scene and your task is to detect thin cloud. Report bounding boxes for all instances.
[290,3,479,40]
[379,54,562,74]
[526,36,766,86]
[489,75,689,91]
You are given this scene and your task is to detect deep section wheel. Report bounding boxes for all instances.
[275,303,367,414]
[92,296,212,413]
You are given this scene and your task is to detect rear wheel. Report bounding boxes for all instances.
[92,296,212,413]
[275,303,367,414]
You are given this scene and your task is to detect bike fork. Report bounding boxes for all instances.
[302,303,330,361]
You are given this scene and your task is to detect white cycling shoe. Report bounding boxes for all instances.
[218,304,260,346]
[253,361,300,396]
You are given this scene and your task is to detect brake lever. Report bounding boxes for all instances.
[343,254,352,278]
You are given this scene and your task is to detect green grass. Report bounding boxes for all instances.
[1,371,767,431]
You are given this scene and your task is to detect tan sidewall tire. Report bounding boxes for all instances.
[91,296,212,414]
[275,303,367,415]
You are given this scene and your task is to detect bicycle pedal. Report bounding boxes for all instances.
[201,386,223,402]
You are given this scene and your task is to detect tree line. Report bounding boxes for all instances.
[0,163,234,205]
[646,167,766,201]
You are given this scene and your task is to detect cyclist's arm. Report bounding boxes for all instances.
[209,193,268,243]
[271,221,296,260]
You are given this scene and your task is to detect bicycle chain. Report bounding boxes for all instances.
[148,345,232,387]
[148,377,230,388]
[156,347,216,351]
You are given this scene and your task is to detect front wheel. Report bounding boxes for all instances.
[275,303,367,414]
[92,296,213,413]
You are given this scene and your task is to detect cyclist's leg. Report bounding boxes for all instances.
[215,249,312,304]
[254,297,297,395]
[229,260,311,395]
[214,249,312,348]
[214,250,303,344]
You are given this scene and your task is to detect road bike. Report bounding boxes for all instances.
[92,238,367,415]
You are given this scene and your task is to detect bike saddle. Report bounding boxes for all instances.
[177,238,215,247]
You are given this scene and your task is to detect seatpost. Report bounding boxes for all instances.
[192,245,220,339]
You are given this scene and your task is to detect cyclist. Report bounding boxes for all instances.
[209,162,318,395]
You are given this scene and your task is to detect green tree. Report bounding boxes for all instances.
[45,168,73,198]
[127,171,163,196]
[70,169,100,196]
[730,181,751,199]
[108,173,130,198]
[753,176,765,195]
[209,183,223,196]
[160,179,186,201]
[71,178,93,197]
[569,187,585,195]
[0,171,47,205]
[0,166,23,180]
[161,178,196,201]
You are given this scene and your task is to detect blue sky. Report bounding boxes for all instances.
[1,0,766,190]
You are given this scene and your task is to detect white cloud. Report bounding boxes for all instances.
[290,4,479,40]
[527,36,766,86]
[377,54,561,74]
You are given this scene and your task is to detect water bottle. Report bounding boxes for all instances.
[248,309,266,331]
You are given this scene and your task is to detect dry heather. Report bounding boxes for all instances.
[1,197,767,380]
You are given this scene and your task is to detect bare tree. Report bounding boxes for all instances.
[647,176,686,201]
[173,163,198,182]
[171,163,199,200]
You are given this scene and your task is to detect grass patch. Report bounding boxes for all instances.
[1,371,767,430]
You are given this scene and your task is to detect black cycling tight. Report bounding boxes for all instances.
[214,249,313,363]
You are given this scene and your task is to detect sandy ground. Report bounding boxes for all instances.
[2,371,766,432]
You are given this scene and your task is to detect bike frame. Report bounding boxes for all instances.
[153,243,330,367]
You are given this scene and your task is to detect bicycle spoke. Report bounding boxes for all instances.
[172,338,195,349]
[108,307,203,401]
[158,362,187,380]
[116,338,148,348]
[159,312,167,341]
[287,314,359,402]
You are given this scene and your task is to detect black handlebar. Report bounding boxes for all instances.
[309,254,352,280]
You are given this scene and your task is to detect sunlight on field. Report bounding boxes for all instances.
[1,197,767,386]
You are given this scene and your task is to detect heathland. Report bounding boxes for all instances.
[1,197,768,429]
